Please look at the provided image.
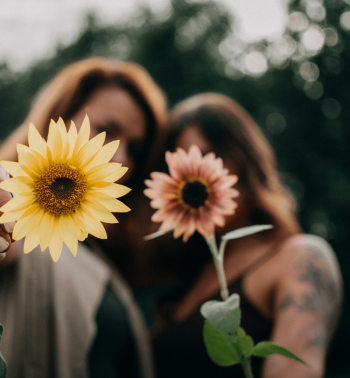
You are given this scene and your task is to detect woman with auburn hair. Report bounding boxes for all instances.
[149,93,342,378]
[0,57,167,378]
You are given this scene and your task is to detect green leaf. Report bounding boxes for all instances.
[203,320,242,366]
[0,325,7,378]
[200,293,241,341]
[236,327,254,357]
[222,225,273,241]
[252,341,308,366]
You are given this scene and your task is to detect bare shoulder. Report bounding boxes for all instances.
[278,234,342,284]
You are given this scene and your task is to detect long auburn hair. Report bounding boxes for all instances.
[0,57,167,186]
[165,93,301,237]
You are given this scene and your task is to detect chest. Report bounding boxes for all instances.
[173,243,280,322]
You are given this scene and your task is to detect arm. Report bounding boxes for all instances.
[262,235,342,378]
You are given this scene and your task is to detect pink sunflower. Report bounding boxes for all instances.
[144,145,239,242]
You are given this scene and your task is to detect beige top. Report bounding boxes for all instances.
[0,242,155,378]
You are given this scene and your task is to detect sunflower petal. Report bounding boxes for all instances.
[47,119,63,162]
[18,203,43,219]
[28,123,49,159]
[12,207,44,240]
[85,163,125,183]
[70,212,88,242]
[39,212,56,251]
[0,192,36,212]
[76,209,107,239]
[67,121,78,160]
[105,167,128,183]
[89,182,131,198]
[49,225,63,262]
[23,224,40,254]
[72,114,90,158]
[86,140,120,169]
[0,176,33,194]
[196,207,215,239]
[56,117,70,161]
[78,229,88,242]
[0,161,28,177]
[59,215,78,257]
[80,199,119,224]
[72,132,106,168]
[85,192,130,212]
[149,172,178,186]
[0,209,26,223]
[18,150,45,177]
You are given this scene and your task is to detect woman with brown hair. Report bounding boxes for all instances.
[149,93,342,378]
[0,57,167,378]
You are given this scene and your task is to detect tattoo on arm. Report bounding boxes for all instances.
[279,245,341,349]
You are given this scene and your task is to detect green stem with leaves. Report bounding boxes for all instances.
[206,234,229,301]
[205,234,255,378]
[241,357,254,378]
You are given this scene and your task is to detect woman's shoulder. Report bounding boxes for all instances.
[279,234,340,273]
[280,233,334,250]
[275,233,342,296]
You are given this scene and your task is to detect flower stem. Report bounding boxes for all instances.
[206,235,229,301]
[241,357,254,378]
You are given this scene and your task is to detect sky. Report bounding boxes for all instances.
[0,0,289,71]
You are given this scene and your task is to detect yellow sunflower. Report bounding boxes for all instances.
[0,115,131,262]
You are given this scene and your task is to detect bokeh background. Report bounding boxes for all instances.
[0,0,349,376]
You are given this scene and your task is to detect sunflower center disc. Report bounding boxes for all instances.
[52,178,74,197]
[34,163,87,216]
[182,180,208,209]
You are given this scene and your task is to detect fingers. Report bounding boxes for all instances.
[0,235,9,253]
[0,188,12,209]
[0,165,12,208]
[0,221,15,244]
[0,165,14,262]
[0,168,15,236]
[0,165,7,181]
[0,228,11,263]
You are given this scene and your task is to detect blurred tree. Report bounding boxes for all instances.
[0,0,348,375]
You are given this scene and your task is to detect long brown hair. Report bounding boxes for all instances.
[0,58,168,279]
[165,93,301,237]
[0,57,167,186]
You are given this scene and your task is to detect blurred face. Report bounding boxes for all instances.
[174,124,238,176]
[70,86,147,184]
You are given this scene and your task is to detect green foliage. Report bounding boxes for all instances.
[201,295,306,371]
[203,314,307,371]
[203,320,242,366]
[0,325,7,378]
[221,225,273,242]
[252,341,308,366]
[200,293,240,341]
[236,328,254,358]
